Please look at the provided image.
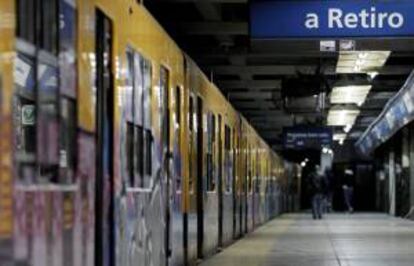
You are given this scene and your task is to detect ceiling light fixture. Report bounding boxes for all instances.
[327,109,360,126]
[330,85,372,105]
[368,71,379,79]
[344,124,352,133]
[336,51,390,74]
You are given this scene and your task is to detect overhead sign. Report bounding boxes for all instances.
[251,0,414,39]
[356,70,414,155]
[283,127,333,150]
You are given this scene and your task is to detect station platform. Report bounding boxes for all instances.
[200,213,414,266]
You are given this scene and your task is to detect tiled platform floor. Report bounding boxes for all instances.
[200,213,414,266]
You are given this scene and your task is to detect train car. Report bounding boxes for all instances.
[0,0,295,266]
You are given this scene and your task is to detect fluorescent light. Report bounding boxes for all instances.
[334,133,347,141]
[368,71,379,79]
[336,51,390,74]
[344,124,352,133]
[330,85,372,105]
[327,109,360,126]
[334,133,346,145]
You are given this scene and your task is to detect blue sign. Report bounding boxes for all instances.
[251,0,414,38]
[357,70,414,155]
[283,127,332,150]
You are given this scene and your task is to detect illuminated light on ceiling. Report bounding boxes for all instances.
[330,85,372,106]
[327,109,360,126]
[336,51,391,74]
[343,124,353,133]
[334,133,347,141]
[368,71,379,79]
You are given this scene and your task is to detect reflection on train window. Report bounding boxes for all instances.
[176,86,181,127]
[207,112,216,191]
[14,1,78,185]
[59,98,77,183]
[136,125,144,186]
[40,0,58,54]
[188,95,194,192]
[16,0,58,54]
[224,125,232,193]
[248,147,253,193]
[255,150,260,193]
[175,86,182,191]
[16,0,36,43]
[160,67,169,154]
[125,48,153,188]
[145,129,153,177]
[126,122,134,185]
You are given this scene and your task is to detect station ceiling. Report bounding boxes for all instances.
[145,0,414,151]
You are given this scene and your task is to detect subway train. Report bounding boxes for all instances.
[0,0,299,265]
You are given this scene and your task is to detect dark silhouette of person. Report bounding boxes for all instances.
[343,169,355,213]
[308,165,327,220]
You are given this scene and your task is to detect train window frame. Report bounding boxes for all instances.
[224,125,232,194]
[14,0,78,186]
[255,150,260,194]
[125,48,154,189]
[175,85,182,192]
[206,111,216,192]
[188,94,195,193]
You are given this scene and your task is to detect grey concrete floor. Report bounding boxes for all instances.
[200,213,414,266]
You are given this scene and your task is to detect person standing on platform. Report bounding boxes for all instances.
[309,165,327,220]
[342,169,355,213]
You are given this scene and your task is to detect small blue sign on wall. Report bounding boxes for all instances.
[251,0,414,39]
[283,127,333,150]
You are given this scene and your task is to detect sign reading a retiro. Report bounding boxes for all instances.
[251,0,414,38]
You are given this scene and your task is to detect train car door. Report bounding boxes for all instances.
[196,96,204,259]
[218,115,223,247]
[95,9,114,266]
[160,66,172,265]
[232,129,238,239]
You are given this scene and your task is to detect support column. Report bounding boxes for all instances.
[389,149,396,216]
[410,126,414,209]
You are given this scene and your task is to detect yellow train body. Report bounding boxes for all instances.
[0,0,294,265]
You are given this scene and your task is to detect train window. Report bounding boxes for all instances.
[256,154,258,192]
[14,1,78,185]
[59,97,77,183]
[224,125,232,193]
[16,0,58,54]
[188,95,194,192]
[175,86,182,191]
[176,86,181,126]
[142,58,153,188]
[16,0,36,43]
[40,0,58,54]
[14,54,37,163]
[160,67,169,148]
[135,125,144,186]
[126,122,134,185]
[206,112,215,191]
[125,49,153,188]
[145,129,153,176]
